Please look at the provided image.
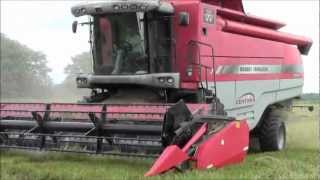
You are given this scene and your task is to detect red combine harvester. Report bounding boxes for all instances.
[0,0,312,176]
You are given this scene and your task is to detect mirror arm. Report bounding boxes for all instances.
[72,21,78,33]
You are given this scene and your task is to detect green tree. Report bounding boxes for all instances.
[0,33,52,99]
[52,52,92,100]
[63,52,92,87]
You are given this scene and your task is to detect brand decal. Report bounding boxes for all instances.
[203,8,215,24]
[236,93,255,105]
[215,64,303,75]
[239,66,270,72]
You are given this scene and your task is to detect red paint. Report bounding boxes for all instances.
[145,122,208,176]
[145,120,250,176]
[0,103,47,118]
[195,120,249,169]
[182,123,208,152]
[167,1,310,90]
[216,8,285,30]
[181,82,198,89]
[221,20,312,53]
[0,102,209,122]
[215,58,282,65]
[144,145,189,177]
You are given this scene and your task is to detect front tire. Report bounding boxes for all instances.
[259,112,286,151]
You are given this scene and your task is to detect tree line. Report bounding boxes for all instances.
[1,33,53,99]
[1,33,91,101]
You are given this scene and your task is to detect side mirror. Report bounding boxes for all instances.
[179,12,189,26]
[72,21,78,33]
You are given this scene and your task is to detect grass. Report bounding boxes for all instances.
[0,101,319,180]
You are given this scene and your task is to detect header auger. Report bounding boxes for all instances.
[0,0,311,176]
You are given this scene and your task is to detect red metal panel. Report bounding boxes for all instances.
[181,82,199,90]
[283,46,302,65]
[171,1,308,89]
[221,20,312,55]
[171,1,201,84]
[0,102,209,122]
[145,123,208,176]
[51,103,103,112]
[0,103,46,111]
[202,30,285,58]
[145,120,249,176]
[144,145,189,176]
[107,104,167,121]
[195,120,249,169]
[215,57,282,67]
[0,103,46,118]
[216,8,285,30]
[182,123,208,152]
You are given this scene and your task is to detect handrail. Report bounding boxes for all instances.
[187,40,217,96]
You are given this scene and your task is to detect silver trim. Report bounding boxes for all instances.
[215,64,302,75]
[77,73,180,89]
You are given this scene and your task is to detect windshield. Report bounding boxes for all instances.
[92,12,173,75]
[93,13,147,75]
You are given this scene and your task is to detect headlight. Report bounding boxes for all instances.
[113,5,120,10]
[81,8,86,14]
[167,77,174,83]
[159,77,165,83]
[75,8,81,15]
[77,78,87,85]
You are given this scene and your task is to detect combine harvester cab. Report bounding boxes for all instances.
[0,0,312,177]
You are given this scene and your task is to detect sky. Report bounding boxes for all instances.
[1,0,319,93]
